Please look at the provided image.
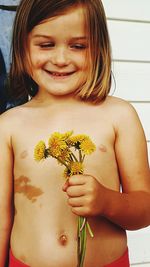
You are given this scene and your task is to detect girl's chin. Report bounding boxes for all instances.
[41,88,76,97]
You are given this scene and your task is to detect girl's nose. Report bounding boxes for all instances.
[51,47,69,67]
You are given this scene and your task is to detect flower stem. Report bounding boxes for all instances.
[80,217,86,232]
[81,154,85,163]
[57,157,69,169]
[70,152,78,162]
[79,149,82,162]
[80,225,87,267]
[77,216,88,267]
[86,222,94,238]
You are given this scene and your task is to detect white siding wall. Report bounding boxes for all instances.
[102,1,150,266]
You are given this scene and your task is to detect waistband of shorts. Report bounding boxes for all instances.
[9,249,30,267]
[9,247,130,267]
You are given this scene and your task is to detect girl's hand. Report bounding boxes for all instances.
[62,174,107,217]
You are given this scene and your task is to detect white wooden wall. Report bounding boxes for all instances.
[103,0,150,266]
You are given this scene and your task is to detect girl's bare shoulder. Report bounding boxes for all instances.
[0,104,32,134]
[0,99,37,121]
[103,96,142,131]
[104,95,133,109]
[103,96,138,117]
[0,105,25,121]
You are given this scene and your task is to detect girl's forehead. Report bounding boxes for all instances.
[34,7,85,28]
[30,6,87,37]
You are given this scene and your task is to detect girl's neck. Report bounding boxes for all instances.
[30,91,80,107]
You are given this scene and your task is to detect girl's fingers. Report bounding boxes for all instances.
[66,185,85,197]
[68,175,86,186]
[62,175,86,192]
[71,206,89,216]
[68,196,84,207]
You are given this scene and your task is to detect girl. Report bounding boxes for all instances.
[0,0,150,267]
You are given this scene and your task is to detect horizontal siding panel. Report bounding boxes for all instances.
[131,263,150,267]
[127,227,150,263]
[108,21,150,61]
[111,62,150,101]
[103,0,150,21]
[131,103,150,141]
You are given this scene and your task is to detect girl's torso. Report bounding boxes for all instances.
[10,97,127,267]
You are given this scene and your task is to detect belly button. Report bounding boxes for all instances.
[59,234,68,246]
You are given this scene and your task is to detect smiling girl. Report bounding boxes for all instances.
[0,1,150,267]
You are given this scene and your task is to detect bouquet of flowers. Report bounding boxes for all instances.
[34,131,96,267]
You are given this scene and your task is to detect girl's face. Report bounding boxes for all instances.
[27,6,89,98]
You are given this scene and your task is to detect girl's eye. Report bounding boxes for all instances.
[70,44,87,50]
[39,43,55,48]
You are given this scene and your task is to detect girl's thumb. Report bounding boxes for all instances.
[62,179,69,192]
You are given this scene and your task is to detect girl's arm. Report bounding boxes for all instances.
[64,100,150,230]
[65,174,150,230]
[102,101,150,230]
[0,115,14,267]
[102,188,150,230]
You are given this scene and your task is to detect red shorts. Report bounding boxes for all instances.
[9,250,29,267]
[104,249,130,267]
[9,248,130,267]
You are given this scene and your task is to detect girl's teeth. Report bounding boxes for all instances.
[52,72,67,76]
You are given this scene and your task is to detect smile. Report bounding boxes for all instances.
[45,70,75,78]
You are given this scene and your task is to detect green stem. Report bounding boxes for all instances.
[57,157,70,169]
[79,149,82,162]
[86,222,94,238]
[81,154,85,163]
[77,217,81,266]
[77,217,88,267]
[70,151,78,162]
[80,217,86,232]
[69,154,74,161]
[80,225,87,267]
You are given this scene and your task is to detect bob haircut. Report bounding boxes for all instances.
[10,0,112,103]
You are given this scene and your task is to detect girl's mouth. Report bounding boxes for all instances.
[45,70,75,78]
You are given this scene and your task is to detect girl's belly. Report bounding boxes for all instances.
[10,214,127,267]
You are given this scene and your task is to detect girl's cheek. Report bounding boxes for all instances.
[31,55,48,67]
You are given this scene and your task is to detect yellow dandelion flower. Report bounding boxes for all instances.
[34,141,46,161]
[63,168,71,179]
[48,132,67,157]
[49,132,64,140]
[57,149,71,164]
[80,138,96,155]
[70,162,84,175]
[67,134,89,148]
[70,134,87,144]
[61,131,73,140]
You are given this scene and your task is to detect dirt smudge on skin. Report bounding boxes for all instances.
[14,176,43,202]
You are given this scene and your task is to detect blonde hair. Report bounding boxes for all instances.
[76,1,112,102]
[9,0,111,103]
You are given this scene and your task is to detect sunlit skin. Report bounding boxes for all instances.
[0,5,150,267]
